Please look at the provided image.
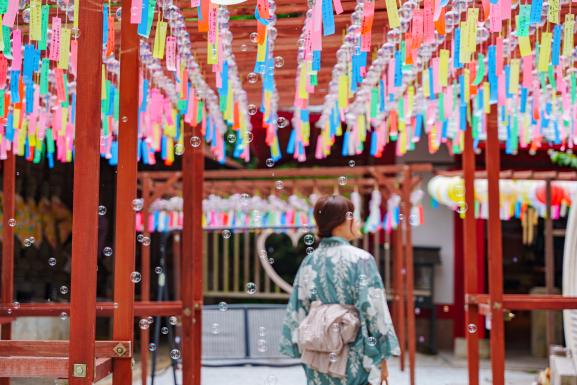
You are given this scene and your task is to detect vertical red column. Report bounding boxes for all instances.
[544,180,554,350]
[182,123,204,385]
[1,149,15,385]
[402,167,415,385]
[392,228,405,371]
[112,0,139,382]
[463,126,479,385]
[140,180,152,385]
[68,0,103,381]
[485,108,505,385]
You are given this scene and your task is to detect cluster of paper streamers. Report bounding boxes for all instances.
[428,175,577,220]
[135,188,424,233]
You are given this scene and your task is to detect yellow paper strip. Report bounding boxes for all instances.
[422,71,430,98]
[407,85,414,117]
[483,82,490,114]
[257,31,267,62]
[518,36,532,57]
[30,0,41,41]
[563,14,575,57]
[459,21,469,64]
[439,49,449,87]
[58,28,71,70]
[548,0,560,24]
[385,0,400,29]
[510,58,520,94]
[463,68,470,101]
[467,8,479,55]
[298,66,308,99]
[153,21,168,59]
[101,65,106,100]
[538,32,552,72]
[338,74,348,108]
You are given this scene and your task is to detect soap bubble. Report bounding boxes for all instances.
[71,27,80,39]
[275,180,284,190]
[258,326,267,337]
[304,234,315,246]
[328,352,338,362]
[132,198,143,212]
[103,247,113,257]
[131,272,142,283]
[274,56,284,68]
[265,375,278,385]
[48,257,56,267]
[257,338,268,352]
[367,336,377,346]
[338,176,347,186]
[222,229,232,239]
[211,323,220,335]
[265,158,275,167]
[154,266,163,274]
[175,143,184,155]
[161,326,169,334]
[7,218,15,227]
[169,316,178,325]
[148,343,157,351]
[98,205,107,215]
[346,211,354,220]
[190,136,202,148]
[23,238,32,247]
[348,160,355,167]
[249,32,258,43]
[12,301,20,309]
[218,301,228,312]
[248,104,258,115]
[139,318,150,330]
[467,323,478,334]
[306,246,314,255]
[60,312,68,320]
[170,349,181,359]
[60,285,68,295]
[227,133,236,143]
[142,237,151,246]
[115,7,122,20]
[136,235,144,244]
[246,282,257,295]
[277,116,288,128]
[22,8,30,23]
[247,72,258,83]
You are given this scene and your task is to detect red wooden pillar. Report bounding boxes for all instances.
[0,149,15,385]
[392,228,405,371]
[544,180,554,351]
[402,166,416,385]
[485,108,505,385]
[182,123,204,385]
[112,1,140,383]
[463,126,479,385]
[140,180,152,385]
[68,0,103,381]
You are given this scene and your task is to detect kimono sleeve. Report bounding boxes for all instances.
[279,269,306,359]
[355,255,400,382]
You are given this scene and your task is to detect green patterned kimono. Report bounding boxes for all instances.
[280,236,400,385]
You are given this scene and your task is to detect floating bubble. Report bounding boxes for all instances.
[328,352,338,363]
[190,136,202,148]
[367,336,377,346]
[175,143,185,155]
[115,7,122,20]
[227,133,236,143]
[443,305,450,313]
[48,257,56,267]
[23,238,32,247]
[304,234,315,246]
[139,318,150,330]
[148,343,157,351]
[246,282,257,295]
[7,218,15,227]
[132,198,143,212]
[29,236,35,244]
[98,205,107,215]
[71,27,80,39]
[211,323,220,335]
[348,160,356,167]
[218,301,228,312]
[457,203,468,214]
[131,271,142,283]
[257,338,268,352]
[249,32,258,43]
[409,214,419,227]
[147,316,153,324]
[277,116,288,128]
[142,237,151,246]
[169,316,178,325]
[247,72,258,83]
[346,211,354,220]
[12,301,20,309]
[222,229,232,239]
[60,312,68,320]
[275,180,284,190]
[338,176,347,186]
[306,246,314,255]
[467,323,478,334]
[154,266,163,274]
[161,326,169,335]
[248,104,258,115]
[22,8,30,23]
[418,335,425,343]
[415,307,421,315]
[103,247,113,257]
[170,349,181,359]
[265,158,275,167]
[274,56,284,68]
[60,285,69,295]
[268,258,274,265]
[244,131,254,143]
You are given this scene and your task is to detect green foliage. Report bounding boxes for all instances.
[549,150,577,169]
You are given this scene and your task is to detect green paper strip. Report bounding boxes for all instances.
[46,129,55,153]
[570,73,576,104]
[40,59,49,95]
[39,6,49,51]
[114,88,119,120]
[0,89,5,118]
[2,26,11,58]
[370,88,378,118]
[472,53,484,86]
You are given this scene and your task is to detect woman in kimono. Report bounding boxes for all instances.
[280,195,399,385]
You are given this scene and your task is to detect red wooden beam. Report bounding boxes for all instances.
[140,179,152,385]
[469,294,577,310]
[392,229,405,371]
[0,341,132,358]
[112,0,140,382]
[0,357,112,380]
[544,180,555,350]
[1,144,15,385]
[402,166,416,385]
[485,105,505,385]
[463,126,479,385]
[3,301,182,317]
[68,0,103,382]
[181,122,204,385]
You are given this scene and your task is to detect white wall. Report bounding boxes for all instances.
[398,141,455,304]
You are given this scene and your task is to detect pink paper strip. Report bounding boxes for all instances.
[130,0,142,24]
[2,0,18,28]
[333,0,343,14]
[11,29,21,71]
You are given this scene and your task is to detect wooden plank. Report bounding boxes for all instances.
[463,126,479,385]
[140,178,152,385]
[485,105,505,385]
[0,341,132,358]
[182,122,204,385]
[6,301,183,317]
[0,357,111,380]
[68,0,103,381]
[94,358,113,382]
[470,294,577,310]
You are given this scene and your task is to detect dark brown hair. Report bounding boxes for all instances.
[313,195,355,238]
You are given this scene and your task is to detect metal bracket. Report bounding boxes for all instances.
[114,343,128,357]
[72,363,87,378]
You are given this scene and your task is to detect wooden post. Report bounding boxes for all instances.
[182,123,204,385]
[545,179,554,352]
[1,149,15,385]
[393,228,406,371]
[485,108,505,385]
[140,180,152,385]
[68,0,103,381]
[112,1,139,383]
[463,126,479,385]
[402,166,416,385]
